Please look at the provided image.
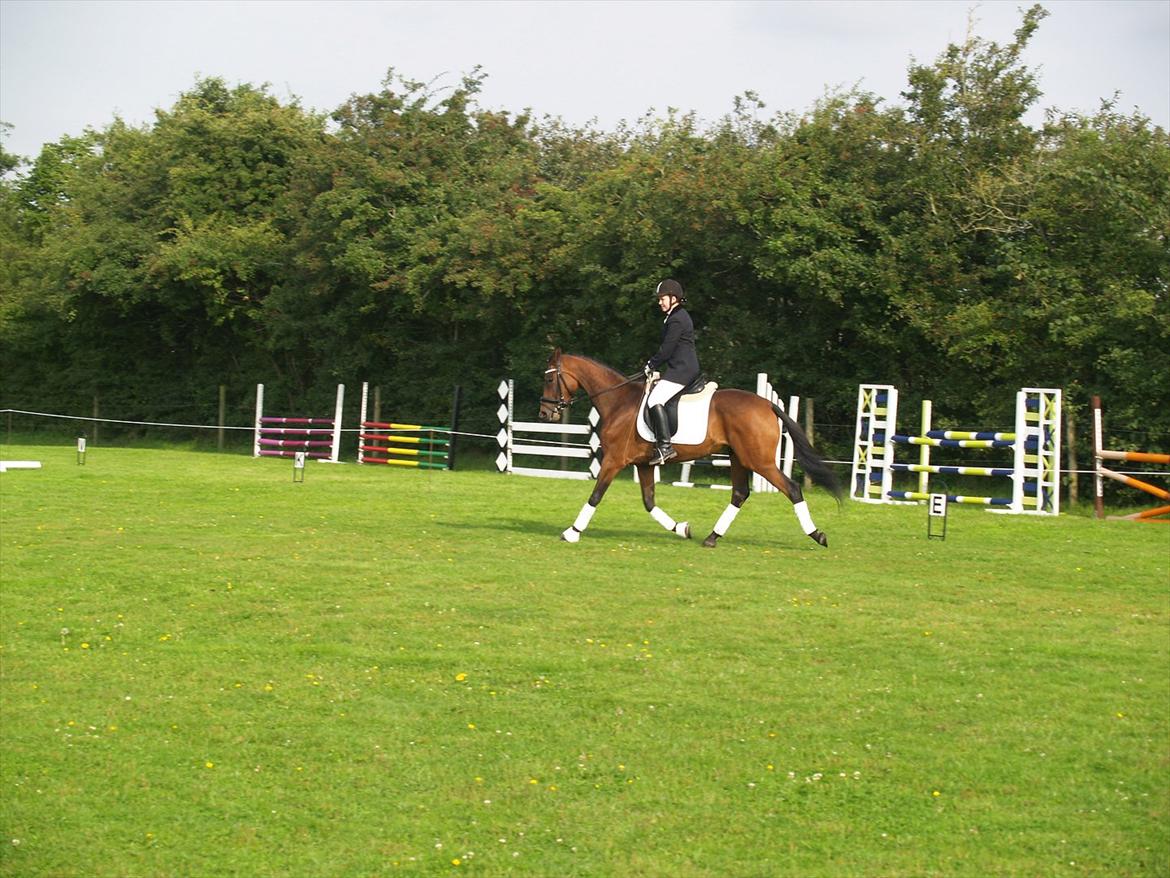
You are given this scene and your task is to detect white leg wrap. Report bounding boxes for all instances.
[650,506,689,539]
[649,505,676,531]
[713,503,741,537]
[562,502,596,542]
[793,500,816,535]
[572,502,597,532]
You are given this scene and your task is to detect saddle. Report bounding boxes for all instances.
[637,375,718,446]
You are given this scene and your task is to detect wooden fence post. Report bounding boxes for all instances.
[218,384,227,451]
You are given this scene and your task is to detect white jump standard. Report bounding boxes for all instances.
[851,383,1062,515]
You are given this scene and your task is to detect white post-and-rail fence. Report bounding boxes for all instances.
[672,374,800,493]
[495,379,600,480]
[495,374,799,488]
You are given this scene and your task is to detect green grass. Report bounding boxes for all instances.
[1,444,1167,877]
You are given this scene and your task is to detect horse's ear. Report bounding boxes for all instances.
[551,345,562,360]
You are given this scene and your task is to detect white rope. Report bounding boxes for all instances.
[0,409,499,443]
[1,408,252,431]
[3,408,1163,476]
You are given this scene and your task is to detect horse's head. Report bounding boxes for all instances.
[538,348,579,423]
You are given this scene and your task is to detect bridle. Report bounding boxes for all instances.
[540,362,573,416]
[541,355,644,416]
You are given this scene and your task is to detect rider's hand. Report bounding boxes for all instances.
[643,362,652,379]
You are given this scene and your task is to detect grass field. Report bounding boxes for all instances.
[1,444,1167,877]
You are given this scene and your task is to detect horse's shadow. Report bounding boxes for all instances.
[432,514,826,549]
[433,515,650,541]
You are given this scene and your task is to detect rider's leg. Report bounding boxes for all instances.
[647,405,676,465]
[646,379,684,466]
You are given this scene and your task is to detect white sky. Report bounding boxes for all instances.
[1,0,1168,163]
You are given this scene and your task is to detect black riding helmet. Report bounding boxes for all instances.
[653,279,686,303]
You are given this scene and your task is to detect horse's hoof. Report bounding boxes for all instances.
[561,528,581,543]
[809,529,828,548]
[676,522,691,539]
[702,533,719,548]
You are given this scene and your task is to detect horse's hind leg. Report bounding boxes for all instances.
[702,455,751,548]
[757,461,829,548]
[638,464,691,539]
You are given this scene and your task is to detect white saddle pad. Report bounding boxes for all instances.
[636,382,719,446]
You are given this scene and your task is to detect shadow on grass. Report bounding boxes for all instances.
[432,512,829,551]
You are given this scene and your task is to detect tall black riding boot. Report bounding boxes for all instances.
[648,404,677,465]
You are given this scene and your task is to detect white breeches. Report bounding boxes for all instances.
[647,379,686,409]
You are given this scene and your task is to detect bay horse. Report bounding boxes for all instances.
[538,349,843,548]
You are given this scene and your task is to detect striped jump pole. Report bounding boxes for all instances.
[357,382,450,470]
[1092,395,1170,521]
[851,384,1062,515]
[253,383,345,462]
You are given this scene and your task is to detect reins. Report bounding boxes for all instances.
[542,359,644,413]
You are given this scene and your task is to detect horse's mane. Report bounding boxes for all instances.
[563,353,626,380]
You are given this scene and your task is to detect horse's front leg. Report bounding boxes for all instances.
[638,464,691,539]
[561,458,625,543]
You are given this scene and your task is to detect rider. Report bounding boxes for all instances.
[644,279,700,466]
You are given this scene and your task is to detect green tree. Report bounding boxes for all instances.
[885,4,1053,418]
[1009,106,1170,437]
[0,79,329,420]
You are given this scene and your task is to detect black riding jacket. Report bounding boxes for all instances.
[647,305,700,384]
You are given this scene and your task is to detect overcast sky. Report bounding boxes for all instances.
[2,0,1168,163]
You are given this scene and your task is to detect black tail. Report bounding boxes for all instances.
[772,404,844,504]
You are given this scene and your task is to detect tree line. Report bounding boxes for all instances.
[1,5,1167,480]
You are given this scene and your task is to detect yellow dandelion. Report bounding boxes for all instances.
[205,761,215,769]
[454,673,467,682]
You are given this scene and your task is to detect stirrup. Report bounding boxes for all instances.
[650,444,677,466]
